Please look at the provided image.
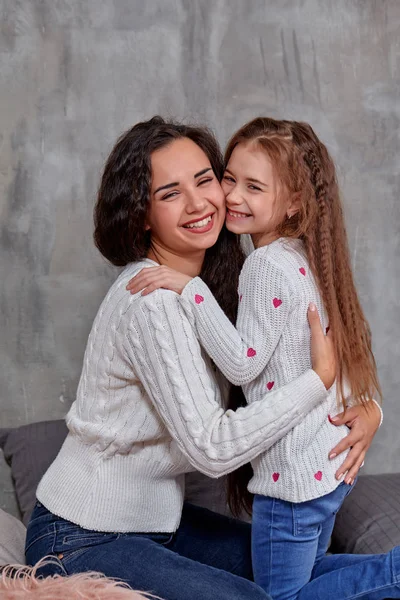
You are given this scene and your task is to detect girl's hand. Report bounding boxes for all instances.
[328,401,381,485]
[126,266,193,296]
[307,303,336,390]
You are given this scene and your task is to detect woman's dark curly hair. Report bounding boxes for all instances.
[94,115,245,324]
[95,116,250,515]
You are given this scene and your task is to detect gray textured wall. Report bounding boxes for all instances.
[1,0,399,479]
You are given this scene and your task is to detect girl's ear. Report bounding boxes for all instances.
[287,192,302,219]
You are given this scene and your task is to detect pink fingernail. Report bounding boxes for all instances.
[329,453,337,459]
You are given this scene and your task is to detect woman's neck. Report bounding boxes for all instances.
[147,245,205,277]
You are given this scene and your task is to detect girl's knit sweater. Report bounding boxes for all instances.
[180,238,350,502]
[37,257,327,532]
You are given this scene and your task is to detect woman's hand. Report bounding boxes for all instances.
[307,303,336,390]
[328,401,381,485]
[126,266,193,296]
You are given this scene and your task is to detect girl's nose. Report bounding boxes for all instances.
[226,186,242,206]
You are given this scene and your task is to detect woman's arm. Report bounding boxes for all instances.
[125,290,329,478]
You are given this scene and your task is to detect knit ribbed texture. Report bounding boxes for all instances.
[37,256,327,532]
[180,238,351,503]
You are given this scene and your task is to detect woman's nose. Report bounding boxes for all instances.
[186,190,207,212]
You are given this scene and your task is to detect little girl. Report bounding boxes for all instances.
[127,118,397,600]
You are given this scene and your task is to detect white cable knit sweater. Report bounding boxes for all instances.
[180,238,350,503]
[37,257,327,532]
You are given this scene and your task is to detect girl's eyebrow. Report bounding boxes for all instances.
[247,177,269,187]
[154,167,212,195]
[224,168,268,187]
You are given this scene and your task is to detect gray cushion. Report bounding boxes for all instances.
[332,473,400,554]
[0,420,68,525]
[0,508,26,566]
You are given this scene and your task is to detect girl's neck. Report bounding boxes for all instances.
[251,231,281,249]
[147,244,205,277]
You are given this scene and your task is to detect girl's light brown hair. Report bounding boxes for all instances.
[226,117,382,516]
[225,116,381,408]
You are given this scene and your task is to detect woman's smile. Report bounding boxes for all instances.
[181,212,215,233]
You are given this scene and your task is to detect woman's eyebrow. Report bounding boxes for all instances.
[194,167,212,178]
[154,167,212,194]
[154,181,179,194]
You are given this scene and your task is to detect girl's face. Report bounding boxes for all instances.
[222,142,293,248]
[147,137,225,256]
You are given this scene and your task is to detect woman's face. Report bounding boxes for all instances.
[147,138,225,257]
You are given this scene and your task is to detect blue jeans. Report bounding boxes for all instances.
[252,482,400,600]
[26,500,271,600]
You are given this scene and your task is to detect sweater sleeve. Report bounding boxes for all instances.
[125,289,327,478]
[179,251,292,385]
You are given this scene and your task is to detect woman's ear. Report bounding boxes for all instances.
[287,192,302,218]
[145,223,151,231]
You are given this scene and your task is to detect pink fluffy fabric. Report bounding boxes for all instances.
[0,561,158,600]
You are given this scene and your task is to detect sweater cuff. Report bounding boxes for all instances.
[292,369,328,414]
[370,398,383,428]
[181,276,208,302]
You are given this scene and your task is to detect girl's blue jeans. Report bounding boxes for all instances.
[252,481,400,600]
[26,500,272,600]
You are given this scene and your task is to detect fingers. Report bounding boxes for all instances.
[126,267,164,294]
[328,427,362,460]
[334,443,366,483]
[328,406,359,427]
[344,449,366,484]
[140,283,162,296]
[307,303,324,338]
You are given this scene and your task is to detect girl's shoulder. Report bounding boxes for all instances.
[241,238,311,292]
[244,238,307,271]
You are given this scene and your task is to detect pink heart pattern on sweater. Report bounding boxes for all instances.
[272,472,280,482]
[299,267,306,276]
[195,294,204,304]
[267,381,275,391]
[273,298,282,308]
[314,471,323,481]
[247,348,256,358]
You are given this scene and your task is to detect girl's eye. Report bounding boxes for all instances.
[248,184,262,191]
[223,175,235,183]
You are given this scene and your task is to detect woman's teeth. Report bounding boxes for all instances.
[183,215,212,229]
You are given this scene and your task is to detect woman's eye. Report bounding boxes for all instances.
[162,191,179,200]
[198,177,213,186]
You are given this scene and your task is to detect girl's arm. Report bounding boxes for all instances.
[126,289,328,478]
[180,252,293,385]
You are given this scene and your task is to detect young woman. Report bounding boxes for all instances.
[25,117,380,600]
